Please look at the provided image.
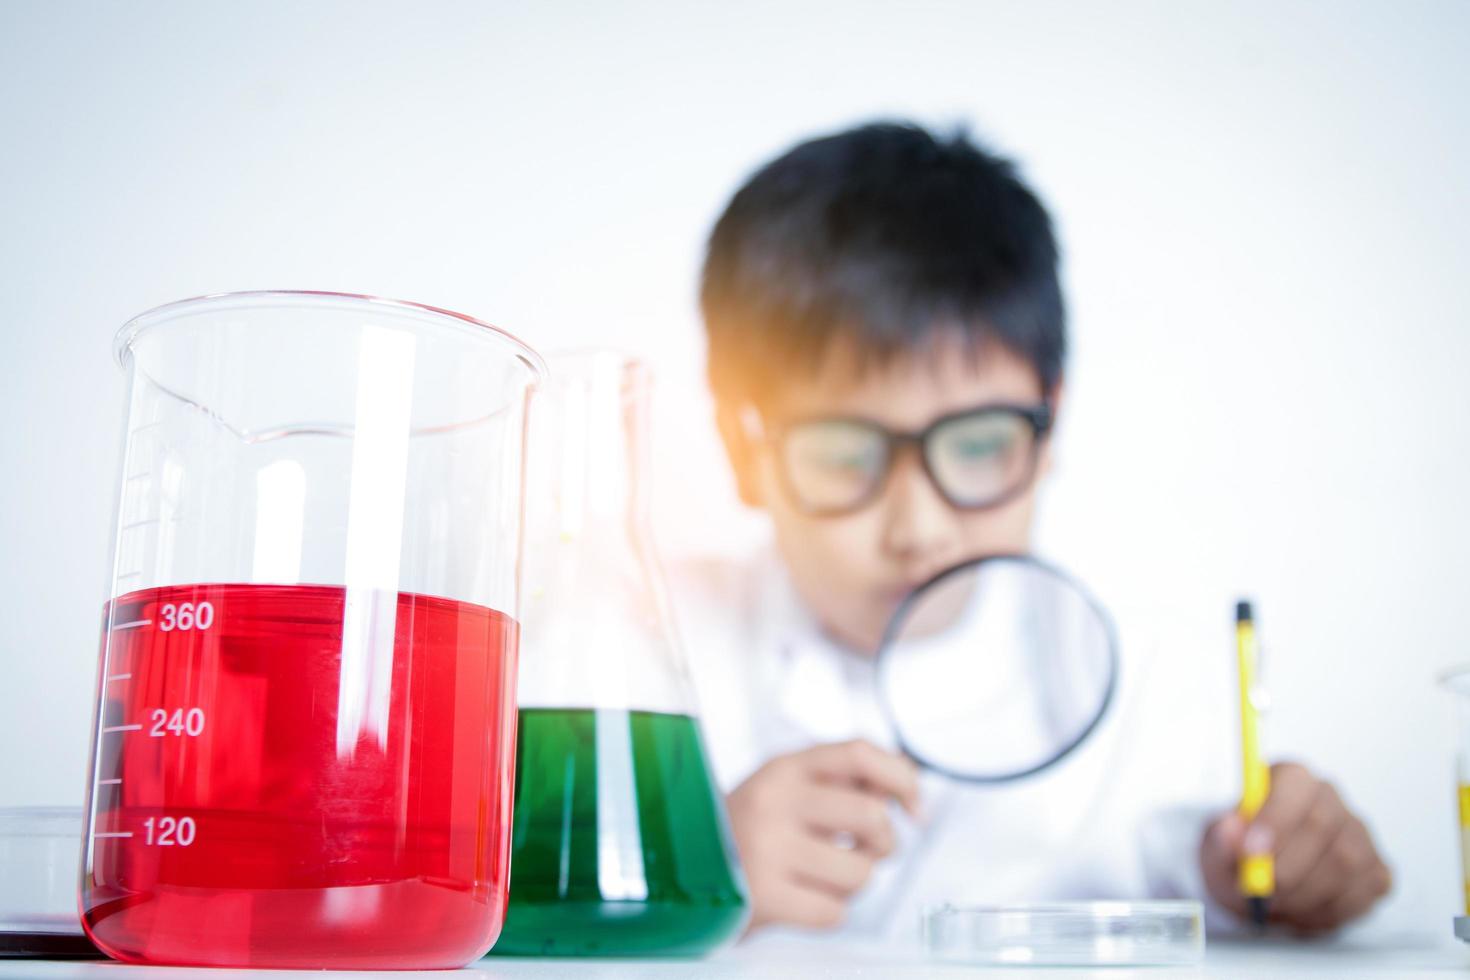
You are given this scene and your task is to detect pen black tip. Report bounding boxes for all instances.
[1246,896,1270,931]
[1236,600,1254,624]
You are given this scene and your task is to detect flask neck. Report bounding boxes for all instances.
[534,356,651,539]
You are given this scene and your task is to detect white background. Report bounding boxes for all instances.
[2,0,1467,937]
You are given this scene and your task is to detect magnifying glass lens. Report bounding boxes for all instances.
[877,557,1116,782]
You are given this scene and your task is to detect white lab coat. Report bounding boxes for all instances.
[669,547,1241,947]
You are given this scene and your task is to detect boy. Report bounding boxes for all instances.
[676,121,1391,941]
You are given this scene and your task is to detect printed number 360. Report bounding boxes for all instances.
[158,601,213,632]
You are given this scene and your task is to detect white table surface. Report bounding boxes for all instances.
[1,933,1466,979]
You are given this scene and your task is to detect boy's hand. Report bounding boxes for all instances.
[1199,762,1392,934]
[726,739,921,932]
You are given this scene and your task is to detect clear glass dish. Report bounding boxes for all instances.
[0,806,104,957]
[923,900,1205,966]
[0,807,83,937]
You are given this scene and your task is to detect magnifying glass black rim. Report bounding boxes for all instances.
[875,552,1119,785]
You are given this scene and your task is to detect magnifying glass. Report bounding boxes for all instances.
[876,554,1118,783]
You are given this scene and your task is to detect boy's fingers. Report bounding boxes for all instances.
[1198,813,1247,916]
[803,740,921,816]
[1275,787,1352,910]
[799,784,897,857]
[1279,817,1387,921]
[1200,812,1245,871]
[1292,857,1392,933]
[1272,816,1358,917]
[761,878,847,930]
[790,834,876,897]
[1250,762,1317,844]
[1205,811,1246,860]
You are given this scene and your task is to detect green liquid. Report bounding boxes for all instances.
[490,708,749,957]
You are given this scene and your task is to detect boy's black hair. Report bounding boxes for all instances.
[700,121,1066,411]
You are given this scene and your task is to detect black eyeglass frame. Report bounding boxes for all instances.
[768,402,1054,518]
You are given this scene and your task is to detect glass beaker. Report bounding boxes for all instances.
[1443,668,1470,919]
[490,351,748,957]
[82,291,544,969]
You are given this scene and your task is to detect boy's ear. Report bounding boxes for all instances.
[1039,378,1064,478]
[715,403,764,508]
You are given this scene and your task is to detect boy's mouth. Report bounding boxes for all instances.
[873,568,966,634]
[877,578,932,608]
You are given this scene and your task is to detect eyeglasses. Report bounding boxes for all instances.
[756,403,1052,517]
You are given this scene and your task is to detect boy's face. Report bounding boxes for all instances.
[745,334,1054,655]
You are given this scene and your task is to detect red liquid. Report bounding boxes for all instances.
[81,583,519,970]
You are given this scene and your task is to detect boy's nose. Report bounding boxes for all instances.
[878,451,960,569]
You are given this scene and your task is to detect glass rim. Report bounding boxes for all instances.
[922,898,1203,918]
[0,806,84,838]
[113,289,547,380]
[541,347,651,396]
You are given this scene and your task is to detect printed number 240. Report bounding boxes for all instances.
[149,708,205,737]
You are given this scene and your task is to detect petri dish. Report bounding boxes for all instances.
[0,807,102,958]
[923,900,1204,967]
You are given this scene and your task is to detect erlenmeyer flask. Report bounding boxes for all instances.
[491,351,748,956]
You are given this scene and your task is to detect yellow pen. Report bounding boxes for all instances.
[1236,599,1274,927]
